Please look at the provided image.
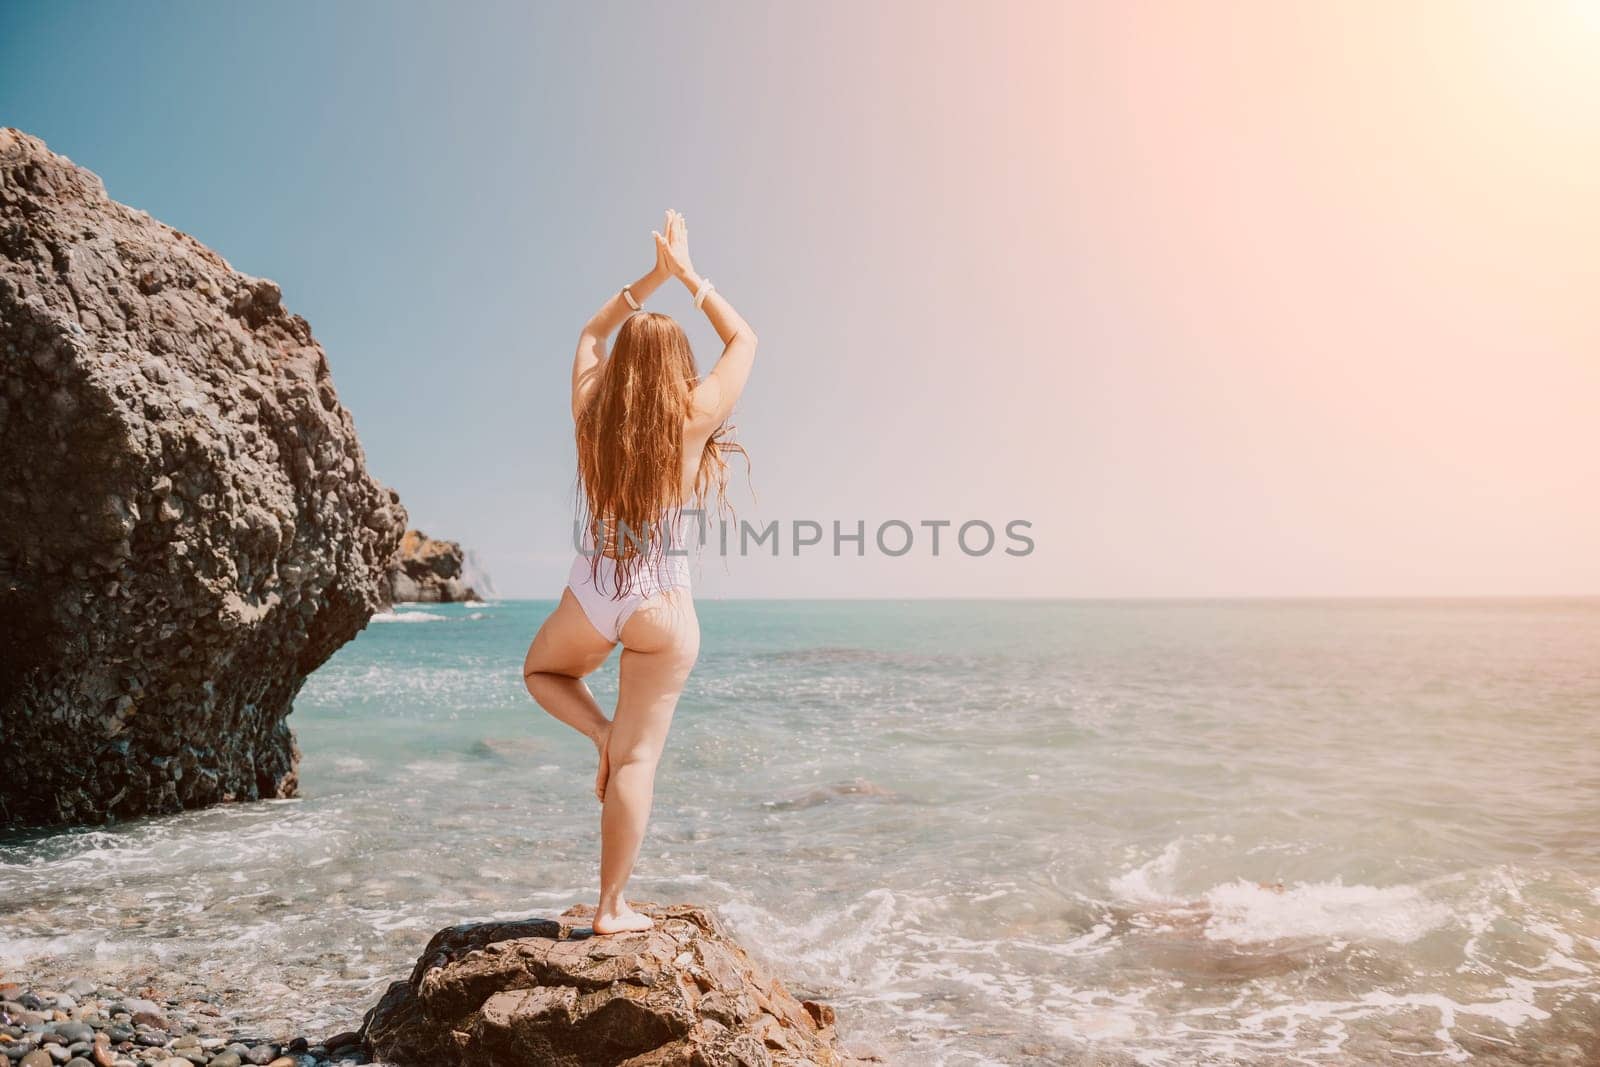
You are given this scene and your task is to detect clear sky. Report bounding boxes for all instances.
[3,1,1596,598]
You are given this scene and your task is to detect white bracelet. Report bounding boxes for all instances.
[621,285,641,311]
[693,278,715,310]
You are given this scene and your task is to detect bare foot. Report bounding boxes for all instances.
[593,901,654,935]
[593,721,613,803]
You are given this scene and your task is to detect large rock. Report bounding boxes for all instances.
[0,129,406,828]
[387,528,480,604]
[359,902,876,1067]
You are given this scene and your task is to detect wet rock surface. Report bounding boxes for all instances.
[0,128,405,828]
[384,530,478,605]
[359,902,879,1067]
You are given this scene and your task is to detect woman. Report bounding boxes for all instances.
[522,209,757,935]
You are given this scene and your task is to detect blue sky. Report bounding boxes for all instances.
[4,1,1595,597]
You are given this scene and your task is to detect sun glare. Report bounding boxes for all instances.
[1571,0,1600,32]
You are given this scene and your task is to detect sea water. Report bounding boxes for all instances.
[3,599,1599,1065]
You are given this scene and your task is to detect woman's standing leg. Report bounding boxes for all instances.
[594,588,700,934]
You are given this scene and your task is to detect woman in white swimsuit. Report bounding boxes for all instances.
[522,209,757,935]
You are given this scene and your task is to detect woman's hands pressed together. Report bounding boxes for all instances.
[653,209,697,282]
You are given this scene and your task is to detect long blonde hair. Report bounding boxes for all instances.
[575,312,744,597]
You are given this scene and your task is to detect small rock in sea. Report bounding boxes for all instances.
[63,980,97,998]
[20,1049,55,1067]
[65,1059,93,1067]
[157,1059,193,1067]
[321,1032,359,1054]
[205,1053,242,1067]
[134,1029,170,1047]
[384,530,482,605]
[245,1045,278,1065]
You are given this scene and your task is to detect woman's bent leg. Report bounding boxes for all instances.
[523,588,617,799]
[595,588,700,934]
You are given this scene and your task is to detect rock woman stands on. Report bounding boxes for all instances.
[522,209,757,934]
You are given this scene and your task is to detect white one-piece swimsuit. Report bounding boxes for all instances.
[567,511,694,643]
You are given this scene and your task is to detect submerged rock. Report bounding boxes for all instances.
[0,128,405,828]
[359,902,877,1067]
[385,529,481,604]
[763,778,903,811]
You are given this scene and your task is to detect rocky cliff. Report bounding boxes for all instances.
[386,529,481,605]
[0,129,405,828]
[359,902,877,1067]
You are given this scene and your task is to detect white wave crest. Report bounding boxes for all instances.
[1203,878,1450,945]
[1110,839,1450,945]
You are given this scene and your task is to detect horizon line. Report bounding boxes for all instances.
[436,593,1600,604]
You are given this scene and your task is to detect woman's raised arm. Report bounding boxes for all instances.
[571,212,674,419]
[653,210,758,428]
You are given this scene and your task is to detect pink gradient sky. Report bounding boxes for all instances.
[677,1,1600,597]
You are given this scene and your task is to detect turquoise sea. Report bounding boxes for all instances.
[4,599,1600,1065]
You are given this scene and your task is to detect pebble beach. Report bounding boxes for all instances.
[0,982,365,1067]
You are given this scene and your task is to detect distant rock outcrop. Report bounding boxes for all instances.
[386,529,482,604]
[0,129,406,828]
[359,902,876,1067]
